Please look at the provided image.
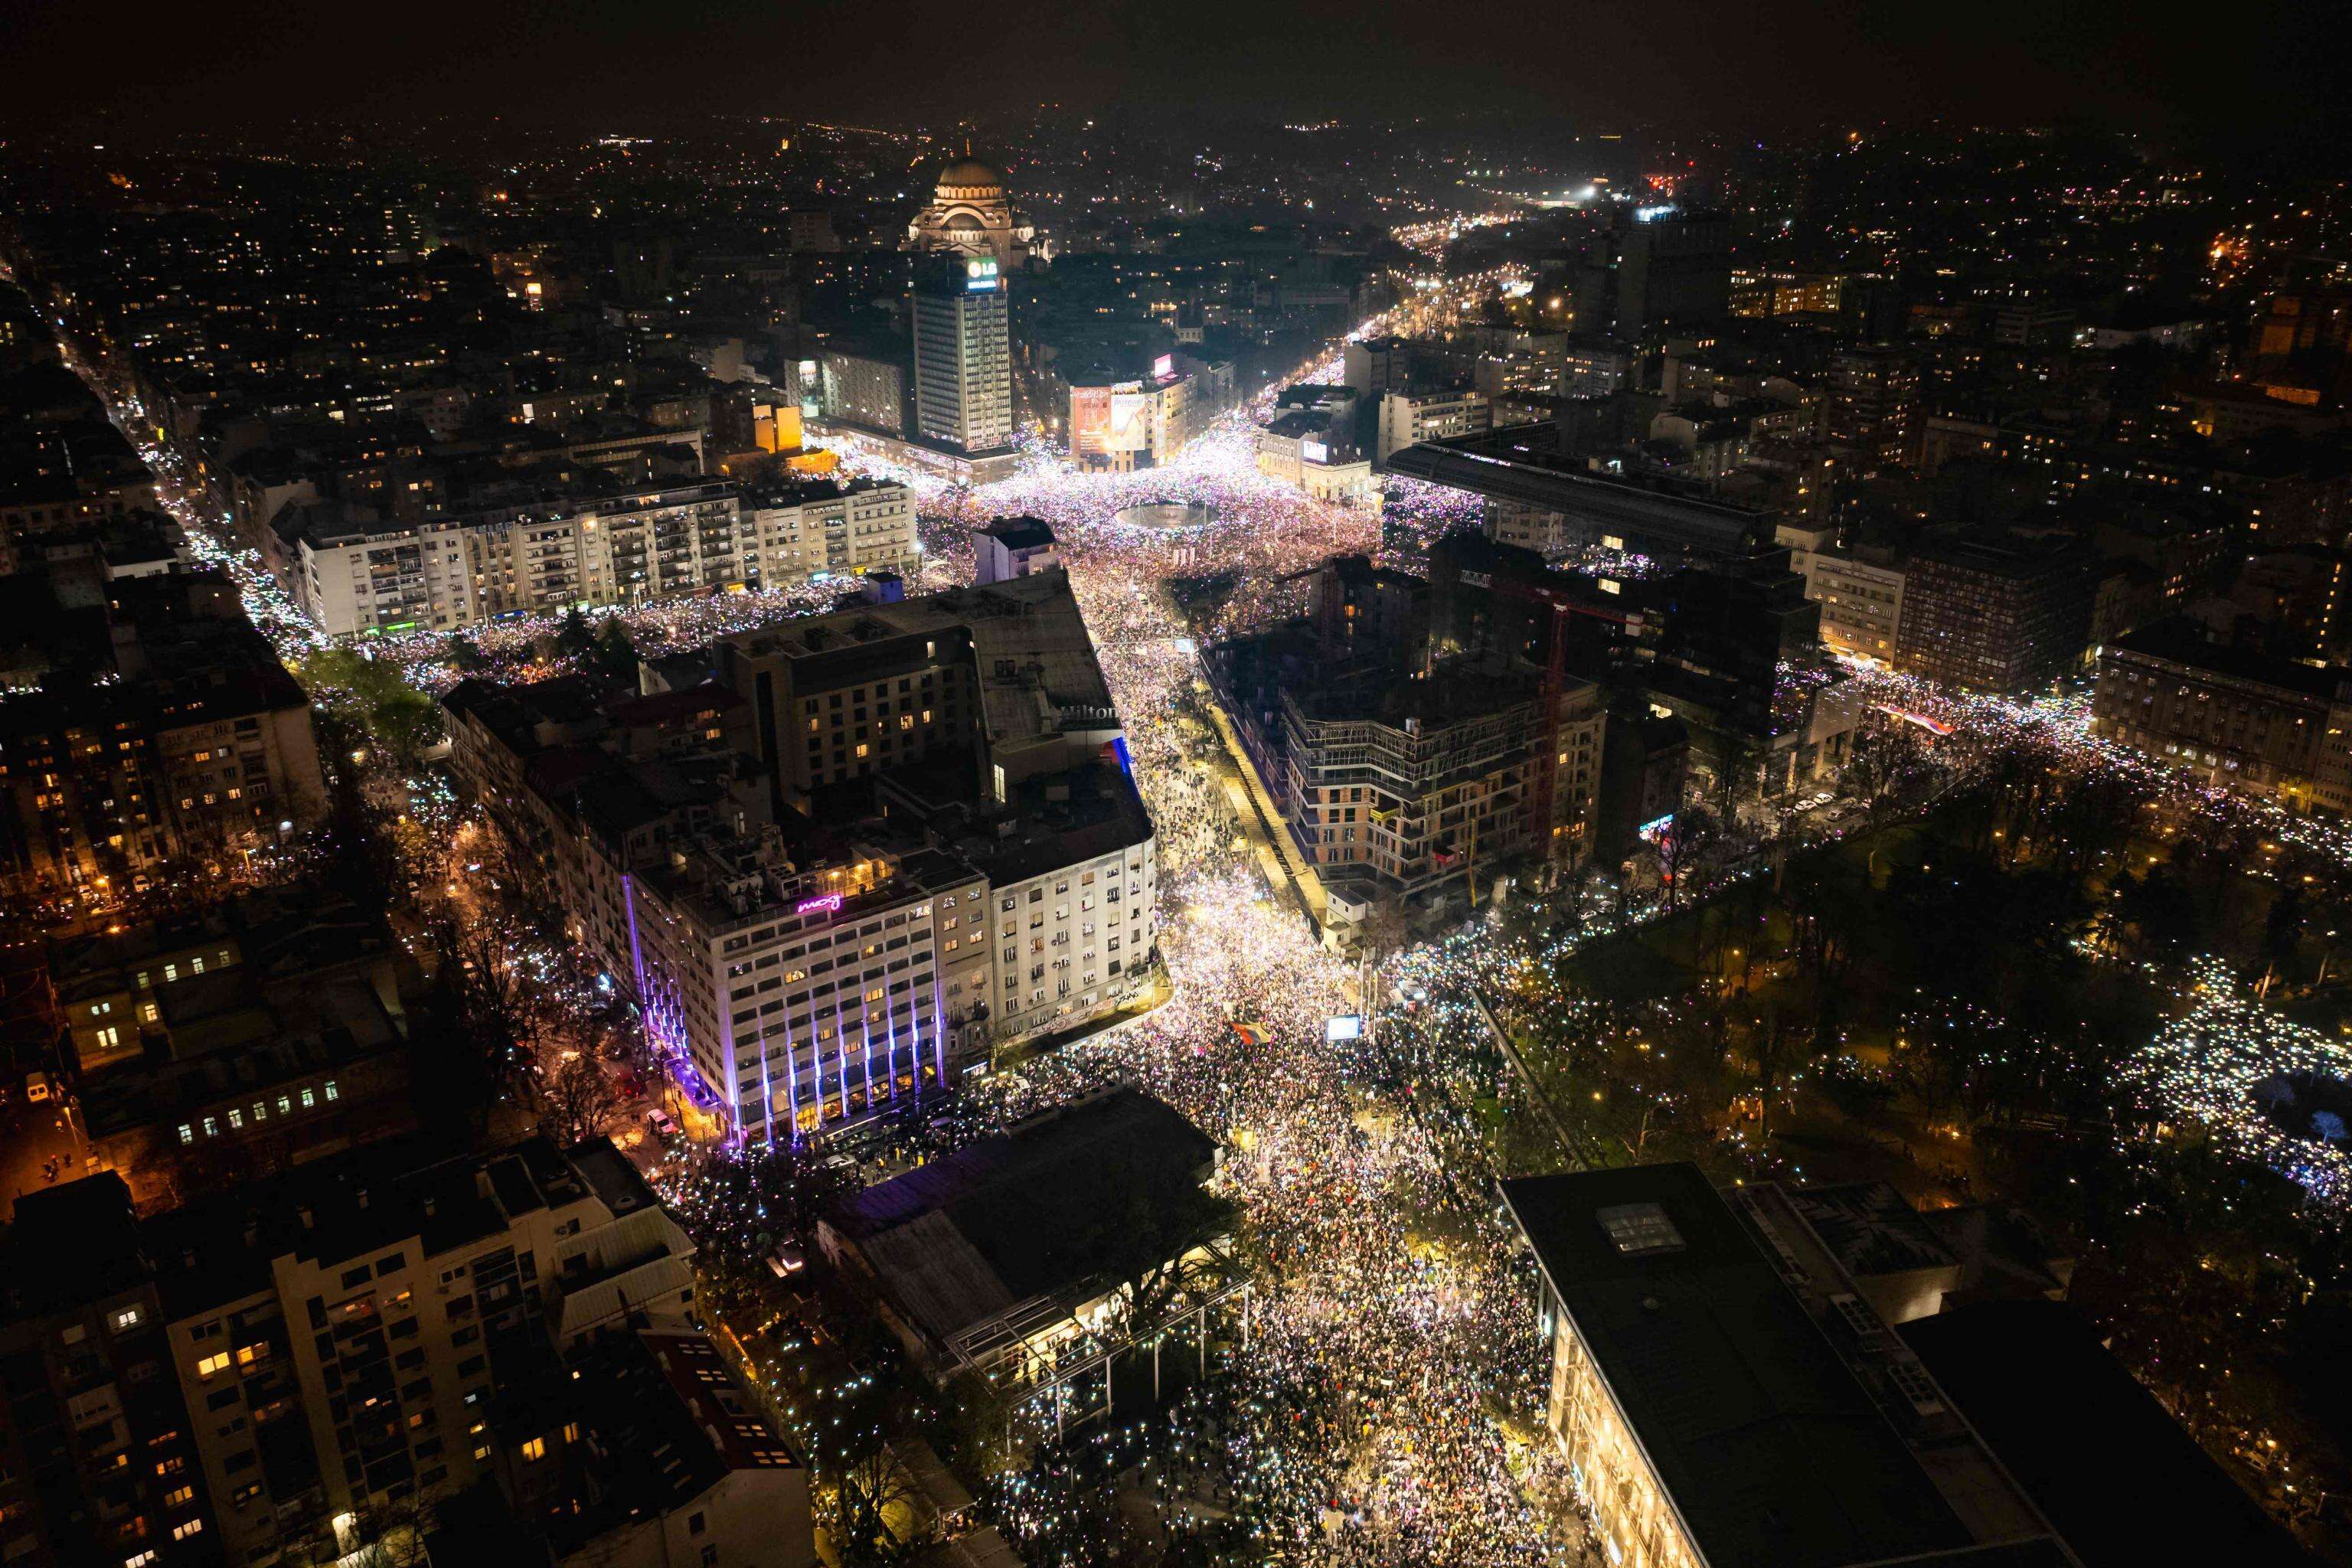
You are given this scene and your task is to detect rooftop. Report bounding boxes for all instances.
[885,750,1155,887]
[1903,1302,2310,1568]
[724,570,1117,767]
[1501,1164,1995,1568]
[2105,618,2352,704]
[443,1330,797,1568]
[975,515,1056,551]
[1782,1181,1962,1279]
[139,1135,612,1320]
[831,1089,1217,1356]
[2,1172,146,1317]
[1385,424,1772,563]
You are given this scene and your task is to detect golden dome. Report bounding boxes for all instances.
[935,155,1005,197]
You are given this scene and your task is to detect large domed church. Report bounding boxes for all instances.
[904,144,1038,269]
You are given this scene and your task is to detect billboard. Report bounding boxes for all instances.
[1325,1014,1365,1041]
[1072,381,1154,456]
[1108,386,1154,449]
[1070,386,1116,454]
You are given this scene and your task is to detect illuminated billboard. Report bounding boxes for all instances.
[1152,354,1175,381]
[1108,386,1153,449]
[1070,386,1116,453]
[795,892,844,916]
[1072,381,1154,456]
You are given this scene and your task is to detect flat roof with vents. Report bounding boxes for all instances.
[1596,1201,1686,1255]
[1500,1164,2004,1568]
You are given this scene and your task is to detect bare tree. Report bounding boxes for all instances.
[541,1045,622,1145]
[1743,1008,1802,1142]
[415,908,574,1125]
[1656,804,1722,913]
[1843,723,1926,828]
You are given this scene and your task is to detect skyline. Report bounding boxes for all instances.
[6,0,2347,158]
[5,18,2352,1567]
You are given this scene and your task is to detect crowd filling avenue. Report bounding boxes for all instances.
[0,18,2347,1566]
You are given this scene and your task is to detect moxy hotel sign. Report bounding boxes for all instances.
[795,893,844,917]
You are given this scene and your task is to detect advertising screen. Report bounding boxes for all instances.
[1070,386,1116,452]
[1107,385,1153,449]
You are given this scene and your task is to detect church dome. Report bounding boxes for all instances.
[935,155,1006,198]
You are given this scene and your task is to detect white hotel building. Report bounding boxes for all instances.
[456,568,1161,1146]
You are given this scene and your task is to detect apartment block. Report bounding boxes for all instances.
[442,567,1158,1144]
[2091,619,2352,814]
[1207,556,1606,906]
[0,570,325,903]
[1896,536,2095,693]
[1779,528,1907,662]
[1825,344,1920,473]
[625,841,989,1142]
[818,347,908,439]
[142,1135,694,1567]
[272,477,914,641]
[46,886,411,1209]
[433,1330,812,1568]
[0,1176,212,1568]
[1375,388,1491,466]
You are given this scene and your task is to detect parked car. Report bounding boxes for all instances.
[24,1072,51,1103]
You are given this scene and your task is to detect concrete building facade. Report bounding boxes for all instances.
[910,256,1014,462]
[276,478,915,639]
[2091,619,2352,814]
[1376,389,1491,466]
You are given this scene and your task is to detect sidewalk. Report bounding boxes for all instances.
[1204,706,1327,927]
[993,963,1174,1070]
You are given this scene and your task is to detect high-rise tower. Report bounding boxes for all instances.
[910,253,1014,462]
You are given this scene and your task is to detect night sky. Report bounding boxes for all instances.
[5,0,2346,155]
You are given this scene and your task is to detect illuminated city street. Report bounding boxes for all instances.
[5,80,2350,1568]
[44,255,2352,1560]
[44,270,1592,1559]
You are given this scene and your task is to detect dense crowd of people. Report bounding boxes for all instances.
[121,282,2352,1563]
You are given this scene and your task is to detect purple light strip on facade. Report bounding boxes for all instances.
[758,1037,776,1146]
[860,998,876,1110]
[910,1001,923,1105]
[930,969,949,1086]
[622,874,648,993]
[781,1011,802,1145]
[622,873,725,1118]
[827,1001,846,1128]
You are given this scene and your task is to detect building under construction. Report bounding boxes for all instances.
[1203,554,1606,914]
